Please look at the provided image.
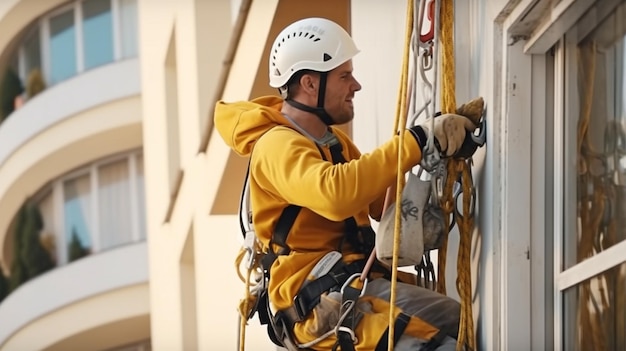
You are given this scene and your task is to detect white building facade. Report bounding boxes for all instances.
[0,0,624,350]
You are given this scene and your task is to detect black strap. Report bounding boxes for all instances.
[269,205,302,256]
[374,313,411,351]
[421,329,450,351]
[328,142,375,257]
[333,283,362,351]
[239,162,251,238]
[283,259,366,323]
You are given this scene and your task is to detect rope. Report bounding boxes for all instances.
[387,1,416,348]
[235,248,253,351]
[235,240,264,351]
[438,0,475,350]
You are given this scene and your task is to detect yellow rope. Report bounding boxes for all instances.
[439,0,476,350]
[388,1,415,349]
[235,248,252,351]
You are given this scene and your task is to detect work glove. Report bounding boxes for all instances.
[410,113,477,157]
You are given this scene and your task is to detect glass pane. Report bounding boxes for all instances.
[119,0,138,58]
[24,28,41,80]
[64,174,92,262]
[136,154,146,240]
[562,262,626,351]
[565,4,626,268]
[49,9,76,84]
[83,0,113,69]
[98,159,132,250]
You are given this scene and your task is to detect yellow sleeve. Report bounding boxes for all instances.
[251,127,422,221]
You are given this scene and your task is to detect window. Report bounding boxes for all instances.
[8,0,137,90]
[22,150,146,265]
[63,173,93,260]
[98,159,132,250]
[557,1,626,350]
[119,0,139,59]
[83,0,114,69]
[49,9,77,84]
[23,27,42,81]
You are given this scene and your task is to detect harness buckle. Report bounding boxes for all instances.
[291,294,308,322]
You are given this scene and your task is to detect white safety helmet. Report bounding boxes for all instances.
[269,17,360,88]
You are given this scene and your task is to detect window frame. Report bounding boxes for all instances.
[14,0,137,87]
[553,3,626,349]
[32,150,145,265]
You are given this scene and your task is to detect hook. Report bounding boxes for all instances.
[419,0,436,46]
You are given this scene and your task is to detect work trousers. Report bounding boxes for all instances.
[363,278,460,351]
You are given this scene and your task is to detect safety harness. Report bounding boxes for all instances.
[237,128,453,351]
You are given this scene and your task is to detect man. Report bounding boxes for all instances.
[215,17,475,351]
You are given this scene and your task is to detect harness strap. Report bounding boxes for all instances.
[374,313,411,351]
[281,259,366,323]
[269,204,302,257]
[421,328,449,351]
[327,141,375,256]
[334,283,362,351]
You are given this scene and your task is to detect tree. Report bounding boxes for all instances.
[0,68,24,122]
[68,228,88,262]
[9,206,28,291]
[9,203,55,292]
[20,204,55,278]
[0,270,8,303]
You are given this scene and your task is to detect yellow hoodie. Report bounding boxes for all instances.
[214,96,428,348]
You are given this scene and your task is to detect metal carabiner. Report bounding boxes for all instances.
[453,175,476,223]
[341,273,368,297]
[418,0,436,46]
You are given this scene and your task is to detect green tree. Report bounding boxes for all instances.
[21,204,55,278]
[0,270,8,303]
[9,203,55,292]
[9,206,28,291]
[68,228,88,262]
[0,68,23,122]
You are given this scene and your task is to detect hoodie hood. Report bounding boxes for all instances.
[214,96,290,156]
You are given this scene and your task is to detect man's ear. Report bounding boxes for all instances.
[300,73,318,95]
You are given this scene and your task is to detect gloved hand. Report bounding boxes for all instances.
[410,113,477,157]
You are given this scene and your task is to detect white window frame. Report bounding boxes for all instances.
[33,150,145,265]
[14,0,137,87]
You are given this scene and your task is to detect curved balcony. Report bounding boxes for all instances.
[0,241,149,350]
[0,58,142,262]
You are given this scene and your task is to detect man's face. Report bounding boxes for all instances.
[323,60,362,125]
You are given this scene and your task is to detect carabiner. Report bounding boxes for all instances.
[453,179,476,223]
[419,0,436,45]
[341,273,368,297]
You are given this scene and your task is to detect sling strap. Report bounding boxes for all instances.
[375,313,411,351]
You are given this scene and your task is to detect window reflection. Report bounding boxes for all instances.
[563,3,626,350]
[49,10,77,84]
[83,0,113,69]
[572,5,626,267]
[563,262,626,351]
[63,174,92,261]
[24,28,41,83]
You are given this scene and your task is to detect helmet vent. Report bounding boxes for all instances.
[323,53,332,62]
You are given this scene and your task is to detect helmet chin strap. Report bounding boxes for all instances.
[285,72,335,125]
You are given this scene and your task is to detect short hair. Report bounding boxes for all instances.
[281,69,318,99]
